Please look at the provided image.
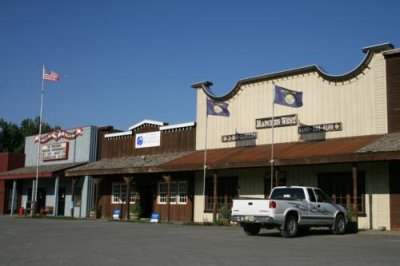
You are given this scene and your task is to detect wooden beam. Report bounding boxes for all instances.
[123,176,134,220]
[352,163,358,222]
[93,177,102,219]
[163,175,171,222]
[213,172,218,223]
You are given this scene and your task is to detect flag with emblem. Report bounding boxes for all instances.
[207,98,230,117]
[274,85,303,108]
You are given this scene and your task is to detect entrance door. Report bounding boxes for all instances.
[58,187,66,216]
[139,185,154,218]
[37,188,46,212]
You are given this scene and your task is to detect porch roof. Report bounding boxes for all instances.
[65,152,193,177]
[159,133,400,171]
[0,162,87,180]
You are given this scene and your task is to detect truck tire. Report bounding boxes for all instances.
[243,223,261,236]
[332,214,346,235]
[280,214,298,238]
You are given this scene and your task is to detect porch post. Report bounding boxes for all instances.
[123,176,134,220]
[30,179,36,216]
[10,180,17,216]
[94,177,102,219]
[163,175,171,222]
[213,172,218,223]
[352,163,358,222]
[71,177,80,218]
[54,176,59,216]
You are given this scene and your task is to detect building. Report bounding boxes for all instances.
[0,126,99,217]
[161,43,400,230]
[0,153,25,214]
[66,120,196,221]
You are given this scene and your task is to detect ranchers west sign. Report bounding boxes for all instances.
[35,128,83,143]
[256,114,298,129]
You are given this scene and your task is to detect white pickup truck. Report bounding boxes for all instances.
[231,186,348,238]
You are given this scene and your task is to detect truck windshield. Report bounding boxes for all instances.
[270,188,305,201]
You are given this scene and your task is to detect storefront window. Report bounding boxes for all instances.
[111,183,138,204]
[158,181,187,205]
[204,176,238,211]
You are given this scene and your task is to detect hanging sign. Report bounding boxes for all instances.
[298,122,342,134]
[256,114,298,129]
[35,128,83,143]
[221,132,257,143]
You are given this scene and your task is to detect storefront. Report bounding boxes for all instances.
[0,126,99,217]
[162,43,400,230]
[65,120,196,222]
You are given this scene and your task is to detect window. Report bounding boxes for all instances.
[318,172,366,214]
[314,189,330,203]
[111,183,138,204]
[270,188,305,201]
[205,176,238,211]
[158,181,187,205]
[307,188,316,202]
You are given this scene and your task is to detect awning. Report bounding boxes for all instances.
[65,152,193,177]
[65,133,400,176]
[0,162,87,180]
[159,134,400,171]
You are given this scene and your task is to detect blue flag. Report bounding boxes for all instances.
[274,85,303,108]
[207,99,230,117]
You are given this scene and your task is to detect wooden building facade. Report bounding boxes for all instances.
[66,120,197,222]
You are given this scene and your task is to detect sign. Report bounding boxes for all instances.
[150,212,160,223]
[298,122,342,134]
[135,131,161,149]
[113,209,121,220]
[222,132,257,143]
[256,114,298,129]
[35,128,83,143]
[41,142,69,161]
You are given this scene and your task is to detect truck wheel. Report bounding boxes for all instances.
[243,223,261,236]
[332,214,346,235]
[280,214,298,238]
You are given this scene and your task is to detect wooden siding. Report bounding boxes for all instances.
[386,54,400,133]
[389,161,400,230]
[97,173,194,222]
[196,53,389,150]
[99,126,196,159]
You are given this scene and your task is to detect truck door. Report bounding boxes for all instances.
[308,188,336,225]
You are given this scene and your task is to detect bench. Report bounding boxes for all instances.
[40,206,54,216]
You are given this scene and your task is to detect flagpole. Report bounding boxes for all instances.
[33,65,45,216]
[202,111,208,223]
[270,84,275,193]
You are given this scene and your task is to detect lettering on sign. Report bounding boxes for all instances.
[298,122,342,134]
[256,114,298,129]
[221,132,257,143]
[135,131,161,149]
[35,128,83,144]
[41,142,69,161]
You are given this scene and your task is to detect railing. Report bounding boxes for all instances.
[331,194,365,215]
[205,196,234,212]
[205,194,365,215]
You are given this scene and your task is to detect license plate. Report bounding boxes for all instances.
[245,215,254,222]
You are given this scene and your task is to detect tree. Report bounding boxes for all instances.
[0,117,60,154]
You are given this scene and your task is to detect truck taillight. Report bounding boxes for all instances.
[269,200,276,209]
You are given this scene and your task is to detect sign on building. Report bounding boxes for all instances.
[41,142,69,161]
[135,131,161,149]
[256,114,298,129]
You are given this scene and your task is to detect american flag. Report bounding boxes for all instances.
[43,68,60,82]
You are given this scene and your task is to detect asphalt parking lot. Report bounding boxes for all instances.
[1,216,400,266]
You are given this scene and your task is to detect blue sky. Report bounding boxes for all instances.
[1,0,399,131]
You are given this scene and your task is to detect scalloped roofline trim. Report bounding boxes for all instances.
[191,43,394,101]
